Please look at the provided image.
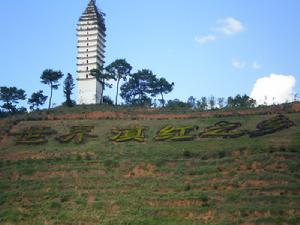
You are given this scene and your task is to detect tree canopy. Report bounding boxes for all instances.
[28,90,48,111]
[106,59,132,105]
[89,65,114,104]
[227,94,256,108]
[120,69,156,106]
[40,69,64,109]
[0,86,26,113]
[63,73,75,107]
[151,77,174,107]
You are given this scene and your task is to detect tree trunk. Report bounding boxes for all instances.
[100,82,104,104]
[115,78,120,105]
[48,83,53,109]
[139,92,142,105]
[161,92,165,107]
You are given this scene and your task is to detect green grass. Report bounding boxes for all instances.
[0,112,300,224]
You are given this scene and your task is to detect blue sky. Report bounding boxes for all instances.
[0,0,299,107]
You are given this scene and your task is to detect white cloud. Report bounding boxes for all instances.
[216,17,245,36]
[232,58,245,69]
[252,61,262,70]
[195,17,245,45]
[250,74,296,105]
[195,34,217,45]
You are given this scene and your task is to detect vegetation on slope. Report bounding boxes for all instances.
[0,112,300,225]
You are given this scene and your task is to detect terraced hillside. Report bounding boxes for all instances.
[0,110,300,225]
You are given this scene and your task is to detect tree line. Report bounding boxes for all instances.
[0,71,75,114]
[88,59,174,106]
[166,94,256,110]
[1,58,285,116]
[0,59,175,115]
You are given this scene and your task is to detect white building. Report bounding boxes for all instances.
[77,0,106,105]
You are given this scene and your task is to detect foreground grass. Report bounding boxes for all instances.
[0,113,300,225]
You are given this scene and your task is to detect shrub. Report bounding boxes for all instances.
[104,159,119,168]
[218,151,226,158]
[184,184,191,191]
[76,154,82,161]
[49,200,61,209]
[183,150,192,158]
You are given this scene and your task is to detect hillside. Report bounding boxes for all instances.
[0,106,300,225]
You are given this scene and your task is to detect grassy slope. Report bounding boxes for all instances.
[0,112,300,225]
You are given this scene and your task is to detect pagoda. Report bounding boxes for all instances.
[77,0,106,105]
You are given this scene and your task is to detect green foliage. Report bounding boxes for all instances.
[103,95,114,105]
[28,90,48,111]
[56,126,97,144]
[165,99,191,109]
[49,199,62,209]
[249,114,295,137]
[90,65,114,104]
[106,59,132,105]
[40,69,64,109]
[63,73,75,107]
[187,96,196,108]
[104,158,119,168]
[110,127,146,142]
[218,97,225,108]
[11,126,57,145]
[0,113,300,224]
[183,150,192,158]
[0,86,26,113]
[208,95,216,109]
[227,94,256,108]
[196,96,208,110]
[120,69,157,106]
[155,125,198,141]
[199,121,246,138]
[151,77,174,107]
[184,183,191,191]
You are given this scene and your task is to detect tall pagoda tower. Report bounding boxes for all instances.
[77,0,106,105]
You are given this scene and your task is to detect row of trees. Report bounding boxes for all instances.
[165,94,256,110]
[88,59,174,106]
[0,57,260,115]
[0,58,174,113]
[0,71,75,113]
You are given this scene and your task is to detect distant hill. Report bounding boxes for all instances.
[0,103,300,225]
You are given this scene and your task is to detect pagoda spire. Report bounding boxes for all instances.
[76,0,106,105]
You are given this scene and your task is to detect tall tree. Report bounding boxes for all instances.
[218,97,225,108]
[227,94,256,108]
[187,96,196,109]
[120,69,156,106]
[0,86,26,113]
[209,95,216,109]
[241,94,256,108]
[28,90,48,111]
[63,73,75,107]
[227,96,234,108]
[106,59,132,105]
[40,69,64,109]
[199,96,208,110]
[89,65,113,104]
[151,77,174,107]
[166,99,191,108]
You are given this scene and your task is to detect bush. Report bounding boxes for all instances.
[49,200,62,209]
[249,114,295,138]
[104,159,119,168]
[184,184,191,191]
[183,150,192,158]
